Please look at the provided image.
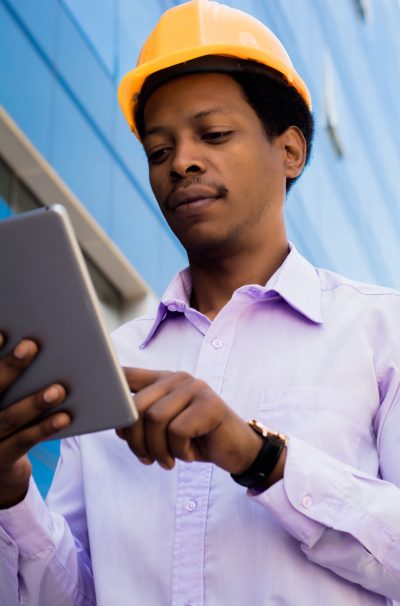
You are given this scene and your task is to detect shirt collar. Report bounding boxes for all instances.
[140,244,323,348]
[263,244,323,324]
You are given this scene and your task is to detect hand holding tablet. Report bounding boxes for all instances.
[0,334,71,509]
[0,205,138,507]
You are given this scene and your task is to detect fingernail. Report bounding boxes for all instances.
[52,414,70,430]
[44,386,60,403]
[138,457,153,465]
[14,342,29,359]
[159,460,174,470]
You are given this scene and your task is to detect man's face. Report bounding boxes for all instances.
[142,72,288,260]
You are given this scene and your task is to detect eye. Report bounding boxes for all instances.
[202,130,233,143]
[147,147,171,164]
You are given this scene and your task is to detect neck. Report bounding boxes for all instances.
[188,234,289,320]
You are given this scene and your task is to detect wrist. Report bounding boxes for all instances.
[0,486,29,510]
[232,429,264,475]
[230,420,288,492]
[262,446,287,488]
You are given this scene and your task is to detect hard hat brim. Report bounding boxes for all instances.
[118,45,312,139]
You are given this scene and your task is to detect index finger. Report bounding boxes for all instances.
[123,367,169,392]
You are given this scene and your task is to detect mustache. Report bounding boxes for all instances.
[164,177,229,209]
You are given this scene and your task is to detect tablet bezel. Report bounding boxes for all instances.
[0,205,138,439]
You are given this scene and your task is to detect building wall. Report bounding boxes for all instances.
[0,0,187,297]
[1,0,400,496]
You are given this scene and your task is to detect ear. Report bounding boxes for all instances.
[279,126,307,180]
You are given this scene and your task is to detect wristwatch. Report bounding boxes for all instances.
[230,420,288,492]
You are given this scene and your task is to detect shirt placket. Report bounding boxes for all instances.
[170,299,243,606]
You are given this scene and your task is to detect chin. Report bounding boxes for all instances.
[179,230,242,263]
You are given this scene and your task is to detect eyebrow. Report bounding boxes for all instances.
[143,106,230,139]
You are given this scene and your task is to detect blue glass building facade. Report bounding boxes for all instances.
[1,0,400,495]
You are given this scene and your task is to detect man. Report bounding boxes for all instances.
[0,1,399,605]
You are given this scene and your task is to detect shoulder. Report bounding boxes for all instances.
[317,267,400,301]
[316,267,400,341]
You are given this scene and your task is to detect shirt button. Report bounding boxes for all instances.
[212,339,223,349]
[302,495,312,508]
[185,500,197,512]
[168,304,177,312]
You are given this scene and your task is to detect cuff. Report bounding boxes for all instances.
[0,523,18,567]
[248,435,349,547]
[0,477,55,559]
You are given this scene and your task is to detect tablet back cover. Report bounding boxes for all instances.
[0,205,137,438]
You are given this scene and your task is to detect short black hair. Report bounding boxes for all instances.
[135,56,314,193]
[229,65,314,192]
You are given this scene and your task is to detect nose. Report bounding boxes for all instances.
[169,141,206,180]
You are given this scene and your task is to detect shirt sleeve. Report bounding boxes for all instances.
[0,437,95,606]
[250,432,400,601]
[250,329,400,602]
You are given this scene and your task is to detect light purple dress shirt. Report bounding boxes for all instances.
[1,246,400,606]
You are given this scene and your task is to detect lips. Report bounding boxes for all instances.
[167,186,221,211]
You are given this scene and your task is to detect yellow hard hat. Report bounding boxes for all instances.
[118,0,312,138]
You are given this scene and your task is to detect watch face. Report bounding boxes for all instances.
[248,419,269,436]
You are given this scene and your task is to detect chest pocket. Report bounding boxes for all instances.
[258,386,378,466]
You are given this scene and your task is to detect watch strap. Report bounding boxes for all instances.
[230,422,286,491]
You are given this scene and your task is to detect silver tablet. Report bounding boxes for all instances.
[0,205,138,438]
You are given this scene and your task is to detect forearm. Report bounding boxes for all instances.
[0,479,95,606]
[251,436,400,600]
